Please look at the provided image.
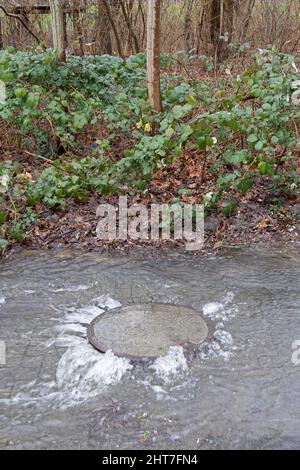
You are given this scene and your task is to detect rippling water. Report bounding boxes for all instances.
[0,248,300,449]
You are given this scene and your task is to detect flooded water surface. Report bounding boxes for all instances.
[0,248,300,449]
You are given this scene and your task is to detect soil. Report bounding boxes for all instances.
[18,195,299,255]
[19,154,300,256]
[2,131,300,258]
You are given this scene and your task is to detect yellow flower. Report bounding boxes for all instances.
[144,123,152,133]
[136,120,143,129]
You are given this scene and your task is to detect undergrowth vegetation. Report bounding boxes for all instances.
[0,48,299,251]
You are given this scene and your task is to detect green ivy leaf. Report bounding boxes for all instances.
[255,140,264,151]
[271,135,279,145]
[0,212,6,225]
[226,151,249,165]
[248,134,258,144]
[0,238,8,251]
[222,198,238,218]
[258,161,267,175]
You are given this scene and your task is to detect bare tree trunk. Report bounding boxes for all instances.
[137,0,146,49]
[49,0,66,61]
[210,0,235,63]
[196,3,205,55]
[210,0,221,58]
[184,0,194,52]
[224,0,235,46]
[240,0,255,44]
[63,8,68,52]
[0,17,3,49]
[120,0,139,54]
[103,0,124,58]
[96,0,112,54]
[147,0,162,112]
[72,0,84,56]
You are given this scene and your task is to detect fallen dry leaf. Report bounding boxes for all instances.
[255,217,272,231]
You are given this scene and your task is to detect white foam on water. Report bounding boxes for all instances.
[140,380,173,401]
[62,306,104,324]
[44,322,87,348]
[0,296,5,305]
[203,302,224,319]
[4,293,238,410]
[199,326,237,362]
[53,323,87,336]
[45,302,106,348]
[55,343,132,407]
[200,292,238,362]
[199,340,234,362]
[0,295,131,408]
[214,329,234,346]
[150,384,168,395]
[202,292,237,322]
[49,284,90,293]
[45,334,86,349]
[95,295,121,310]
[2,381,57,407]
[4,342,132,409]
[149,346,188,385]
[223,291,235,304]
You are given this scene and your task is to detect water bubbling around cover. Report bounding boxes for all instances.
[88,303,209,360]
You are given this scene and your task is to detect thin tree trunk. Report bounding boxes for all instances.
[224,0,235,46]
[63,8,68,52]
[240,0,255,44]
[49,0,66,61]
[196,4,205,55]
[120,0,139,54]
[103,0,124,58]
[49,0,67,154]
[210,0,221,55]
[184,0,194,52]
[96,0,112,54]
[137,0,146,49]
[210,0,235,63]
[147,0,162,112]
[0,17,3,49]
[72,0,84,56]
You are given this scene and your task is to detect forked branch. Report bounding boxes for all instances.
[0,5,41,44]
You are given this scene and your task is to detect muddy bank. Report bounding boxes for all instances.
[16,194,300,255]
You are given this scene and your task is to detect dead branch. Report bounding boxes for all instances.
[0,4,42,45]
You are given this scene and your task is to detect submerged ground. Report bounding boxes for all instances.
[0,247,300,450]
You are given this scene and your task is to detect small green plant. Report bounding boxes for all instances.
[0,48,299,252]
[9,209,37,242]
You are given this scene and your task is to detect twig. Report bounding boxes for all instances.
[102,0,125,60]
[0,5,42,45]
[24,150,55,165]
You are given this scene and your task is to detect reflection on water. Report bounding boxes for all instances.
[0,248,300,449]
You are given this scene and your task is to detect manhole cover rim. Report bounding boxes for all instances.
[87,302,213,362]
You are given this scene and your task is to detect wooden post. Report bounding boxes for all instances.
[49,0,66,61]
[147,0,162,112]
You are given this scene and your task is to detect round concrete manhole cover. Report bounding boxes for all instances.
[88,303,209,361]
